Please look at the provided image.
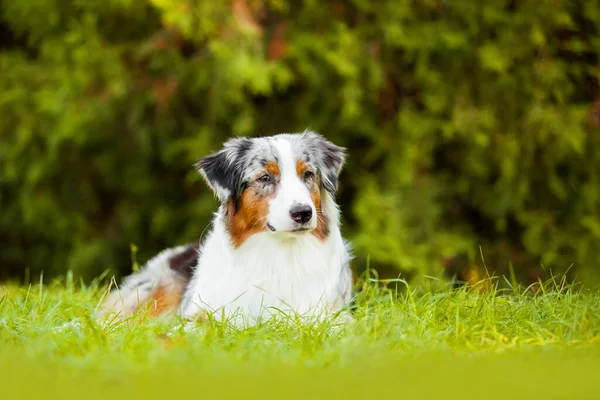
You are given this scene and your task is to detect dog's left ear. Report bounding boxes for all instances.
[302,130,346,194]
[194,138,252,202]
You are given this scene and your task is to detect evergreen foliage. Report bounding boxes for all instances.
[1,1,599,283]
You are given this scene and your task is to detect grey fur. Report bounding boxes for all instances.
[195,130,346,203]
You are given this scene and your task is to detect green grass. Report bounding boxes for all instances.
[1,276,599,399]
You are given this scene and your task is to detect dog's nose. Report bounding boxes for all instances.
[289,204,313,224]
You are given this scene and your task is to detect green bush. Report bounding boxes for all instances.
[1,0,599,284]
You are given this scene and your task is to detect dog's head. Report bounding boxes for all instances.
[195,131,346,247]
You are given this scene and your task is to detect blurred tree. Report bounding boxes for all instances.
[0,0,599,285]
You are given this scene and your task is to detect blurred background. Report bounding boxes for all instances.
[1,0,600,286]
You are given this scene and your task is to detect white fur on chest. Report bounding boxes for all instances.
[179,216,350,326]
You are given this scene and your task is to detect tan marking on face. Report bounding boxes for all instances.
[227,161,279,248]
[266,160,280,177]
[296,160,329,241]
[296,159,308,178]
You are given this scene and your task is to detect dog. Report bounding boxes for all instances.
[98,130,353,328]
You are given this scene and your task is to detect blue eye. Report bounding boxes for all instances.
[257,174,271,183]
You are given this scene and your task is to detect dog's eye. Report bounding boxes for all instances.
[257,174,271,183]
[303,170,314,181]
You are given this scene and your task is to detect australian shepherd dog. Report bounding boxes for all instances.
[99,131,353,328]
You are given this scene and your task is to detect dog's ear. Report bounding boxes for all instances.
[302,130,346,194]
[195,138,252,202]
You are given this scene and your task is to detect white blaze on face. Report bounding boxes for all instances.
[267,139,317,232]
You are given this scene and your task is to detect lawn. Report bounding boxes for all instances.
[1,275,599,399]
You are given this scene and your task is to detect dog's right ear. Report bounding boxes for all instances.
[194,138,252,203]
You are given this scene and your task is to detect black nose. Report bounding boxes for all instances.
[289,204,313,224]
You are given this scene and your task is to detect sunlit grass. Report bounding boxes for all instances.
[1,273,599,399]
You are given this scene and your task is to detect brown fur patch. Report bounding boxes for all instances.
[144,283,185,316]
[296,161,330,241]
[265,160,280,177]
[296,160,308,178]
[226,161,279,248]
